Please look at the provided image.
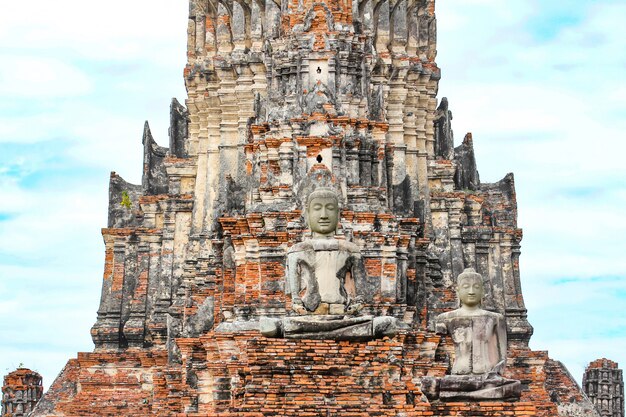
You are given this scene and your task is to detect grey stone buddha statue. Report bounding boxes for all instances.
[260,188,399,340]
[422,268,522,401]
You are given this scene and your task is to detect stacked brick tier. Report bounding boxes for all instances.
[28,0,588,414]
[180,332,561,417]
[32,331,566,416]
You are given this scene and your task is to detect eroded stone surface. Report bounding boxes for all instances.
[544,359,601,417]
[584,359,624,417]
[261,187,400,340]
[21,0,599,414]
[1,368,43,417]
[423,268,521,401]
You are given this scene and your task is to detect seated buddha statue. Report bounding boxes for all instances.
[422,268,522,401]
[260,188,398,340]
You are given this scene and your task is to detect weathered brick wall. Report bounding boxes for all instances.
[29,361,78,416]
[26,0,596,415]
[30,332,568,417]
[544,359,600,417]
[1,368,43,417]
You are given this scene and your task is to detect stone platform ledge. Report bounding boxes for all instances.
[429,400,539,417]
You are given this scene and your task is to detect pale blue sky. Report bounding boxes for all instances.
[0,0,624,389]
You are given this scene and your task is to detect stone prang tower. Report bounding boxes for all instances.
[1,368,43,417]
[27,0,602,416]
[584,359,625,417]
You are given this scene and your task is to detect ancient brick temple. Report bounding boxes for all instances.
[25,0,604,416]
[584,359,625,417]
[1,368,43,417]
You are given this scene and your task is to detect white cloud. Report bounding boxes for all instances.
[0,181,30,214]
[0,182,105,388]
[0,0,188,62]
[0,189,105,259]
[0,56,92,98]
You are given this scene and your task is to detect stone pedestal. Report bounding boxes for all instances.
[260,315,400,340]
[422,373,522,401]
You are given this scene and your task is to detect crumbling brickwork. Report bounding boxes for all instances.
[1,368,43,417]
[584,359,625,417]
[543,359,600,417]
[25,0,596,415]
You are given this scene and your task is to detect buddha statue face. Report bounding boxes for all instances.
[306,189,339,237]
[456,269,484,308]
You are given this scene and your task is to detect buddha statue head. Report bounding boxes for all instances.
[456,268,485,309]
[305,188,339,237]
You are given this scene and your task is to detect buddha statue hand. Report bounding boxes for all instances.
[345,303,362,315]
[345,296,364,315]
[291,299,308,315]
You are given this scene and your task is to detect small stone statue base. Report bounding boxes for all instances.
[260,315,399,341]
[422,372,522,401]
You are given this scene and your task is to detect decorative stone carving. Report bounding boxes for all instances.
[422,268,522,401]
[454,132,480,191]
[260,188,400,340]
[434,97,454,160]
[583,359,624,417]
[1,368,43,417]
[302,82,334,115]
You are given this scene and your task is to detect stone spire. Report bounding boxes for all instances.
[22,0,572,415]
[584,359,625,417]
[1,368,43,417]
